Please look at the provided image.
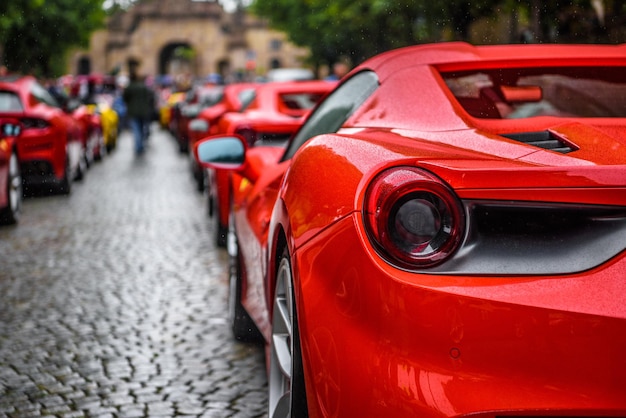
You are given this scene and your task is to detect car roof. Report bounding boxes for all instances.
[344,42,626,132]
[358,42,626,79]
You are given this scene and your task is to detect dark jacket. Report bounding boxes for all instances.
[123,79,154,119]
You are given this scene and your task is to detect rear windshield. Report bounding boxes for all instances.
[278,92,327,117]
[0,91,23,112]
[442,66,626,119]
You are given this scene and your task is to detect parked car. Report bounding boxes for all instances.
[174,84,224,153]
[200,80,335,247]
[264,67,315,82]
[0,118,22,224]
[80,74,120,153]
[0,75,84,194]
[195,42,626,417]
[188,82,258,191]
[72,102,104,166]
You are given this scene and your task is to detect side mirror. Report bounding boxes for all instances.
[194,135,247,169]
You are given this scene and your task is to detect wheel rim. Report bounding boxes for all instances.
[269,257,294,418]
[8,151,22,217]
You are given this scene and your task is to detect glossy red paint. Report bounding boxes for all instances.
[0,75,83,192]
[196,42,626,417]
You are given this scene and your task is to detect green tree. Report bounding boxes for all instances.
[251,0,504,67]
[0,0,106,77]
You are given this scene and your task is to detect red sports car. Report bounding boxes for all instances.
[188,82,258,191]
[0,75,84,194]
[203,80,335,246]
[195,42,626,417]
[0,118,22,224]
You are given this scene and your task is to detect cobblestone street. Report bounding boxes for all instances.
[0,128,268,417]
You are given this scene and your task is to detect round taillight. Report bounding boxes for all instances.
[363,167,465,268]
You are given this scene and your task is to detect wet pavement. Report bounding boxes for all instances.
[0,127,268,417]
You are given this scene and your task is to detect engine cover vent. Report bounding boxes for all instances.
[501,130,576,154]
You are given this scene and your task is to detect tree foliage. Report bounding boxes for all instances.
[0,0,106,77]
[251,0,626,68]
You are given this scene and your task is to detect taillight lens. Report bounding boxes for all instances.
[363,167,465,269]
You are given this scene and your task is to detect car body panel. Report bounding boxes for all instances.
[198,42,626,417]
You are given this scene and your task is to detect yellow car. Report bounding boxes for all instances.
[160,91,185,131]
[97,101,119,152]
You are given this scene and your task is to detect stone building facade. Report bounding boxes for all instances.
[69,0,310,82]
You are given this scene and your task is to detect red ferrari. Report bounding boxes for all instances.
[188,82,258,191]
[0,118,22,224]
[203,80,335,246]
[0,75,84,194]
[195,42,626,417]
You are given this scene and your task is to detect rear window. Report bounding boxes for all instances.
[442,66,626,119]
[0,91,23,112]
[278,92,326,117]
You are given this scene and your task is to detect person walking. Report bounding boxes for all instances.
[123,60,154,154]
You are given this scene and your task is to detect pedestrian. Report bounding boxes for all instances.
[325,61,350,81]
[123,59,154,154]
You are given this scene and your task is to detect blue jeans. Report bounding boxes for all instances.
[130,118,149,153]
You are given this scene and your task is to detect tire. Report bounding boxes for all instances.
[0,149,22,225]
[216,219,228,248]
[214,192,227,248]
[227,211,262,342]
[268,248,309,418]
[58,154,72,195]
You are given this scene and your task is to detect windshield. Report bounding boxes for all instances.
[282,71,379,161]
[442,66,626,119]
[0,91,23,112]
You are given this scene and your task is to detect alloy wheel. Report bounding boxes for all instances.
[269,254,295,417]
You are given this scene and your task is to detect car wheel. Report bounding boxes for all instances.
[215,192,227,248]
[0,149,22,225]
[194,163,205,193]
[227,211,262,342]
[268,248,309,418]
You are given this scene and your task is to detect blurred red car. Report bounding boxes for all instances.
[0,75,84,194]
[195,42,626,417]
[173,84,224,153]
[201,80,335,246]
[188,82,258,191]
[0,118,22,224]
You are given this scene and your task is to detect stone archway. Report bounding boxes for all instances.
[159,42,196,76]
[77,56,91,75]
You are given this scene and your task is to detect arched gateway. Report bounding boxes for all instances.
[71,0,308,80]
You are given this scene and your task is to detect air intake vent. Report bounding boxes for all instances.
[501,130,576,154]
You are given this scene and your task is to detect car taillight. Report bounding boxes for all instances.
[234,127,257,146]
[21,117,50,130]
[363,167,465,269]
